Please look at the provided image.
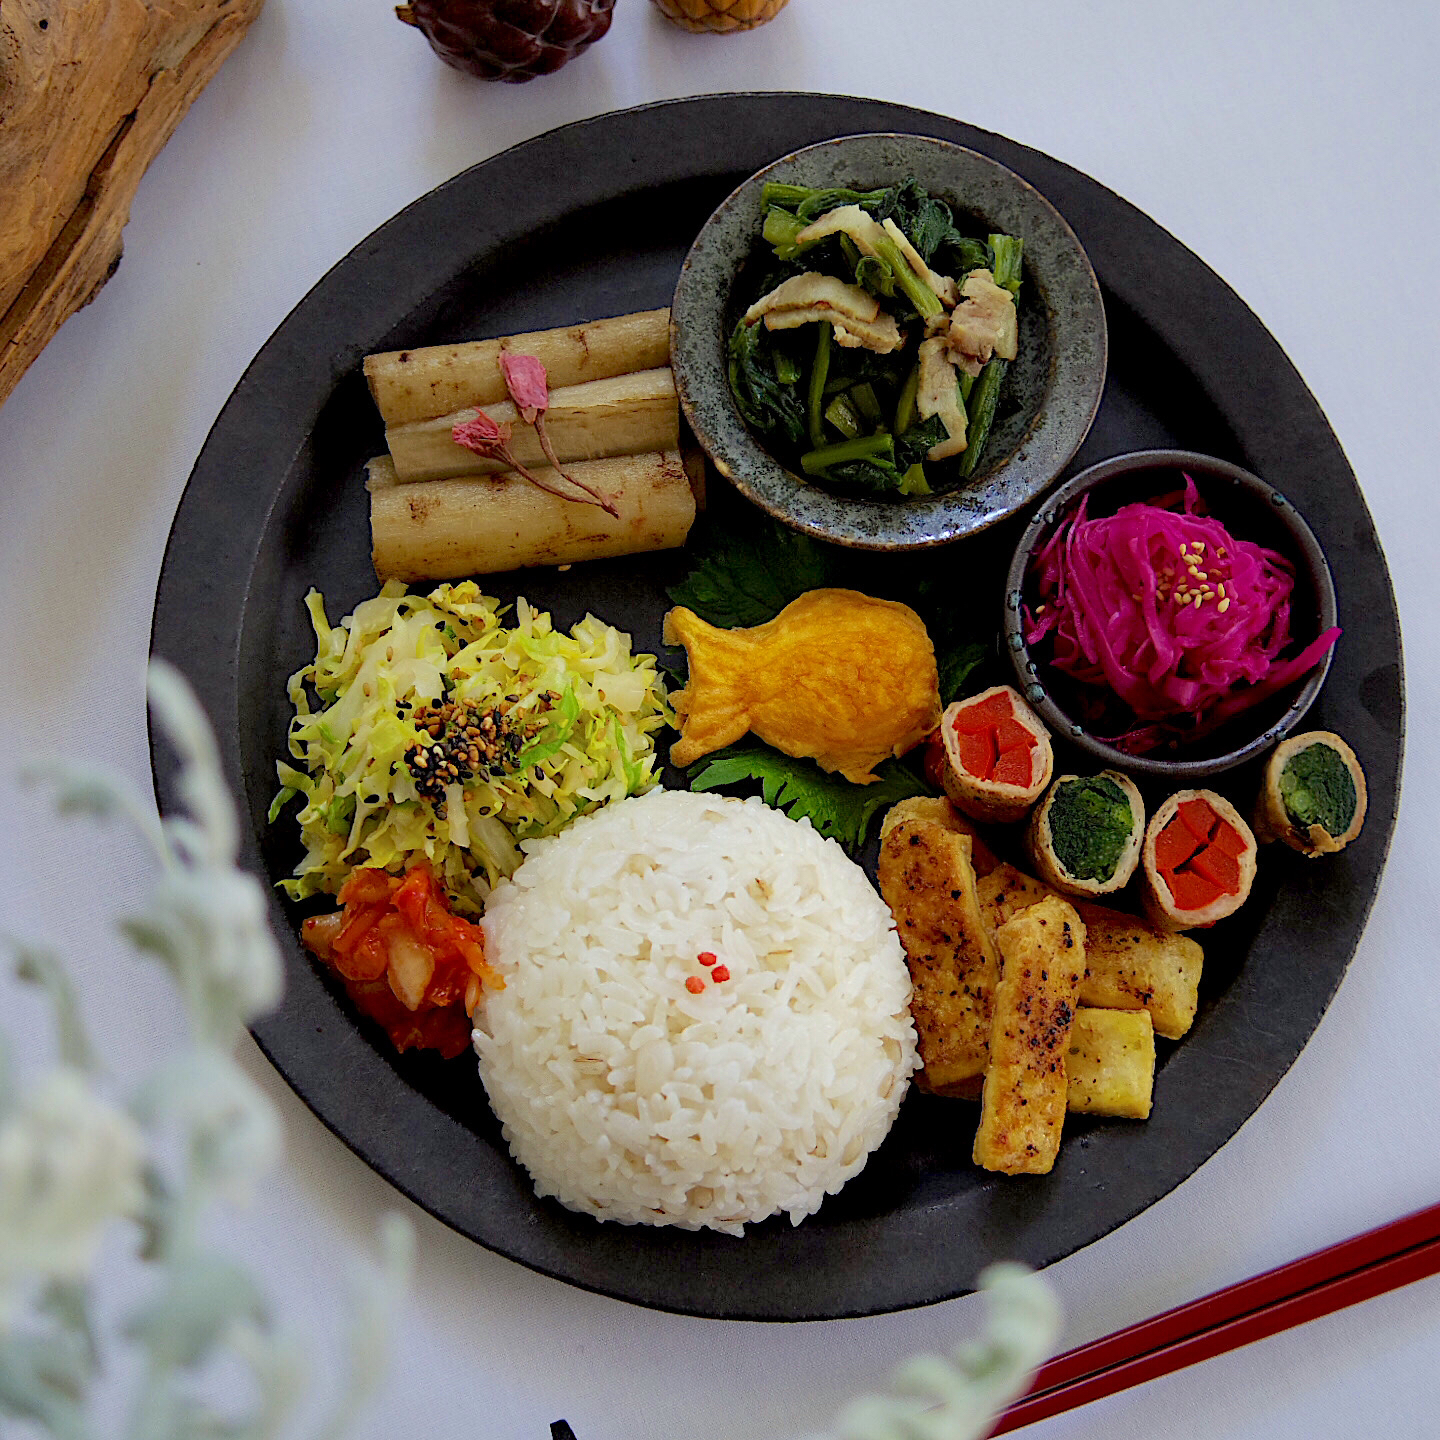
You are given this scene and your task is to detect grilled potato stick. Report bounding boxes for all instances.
[976,863,1203,1040]
[973,897,1086,1175]
[386,368,680,483]
[368,450,696,581]
[1066,1008,1155,1118]
[879,795,958,841]
[975,863,1052,930]
[877,817,999,1095]
[878,795,1000,875]
[364,308,672,426]
[1071,901,1202,1040]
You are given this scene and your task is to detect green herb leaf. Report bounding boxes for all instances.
[894,414,949,471]
[823,457,906,492]
[762,204,808,259]
[727,319,806,448]
[897,463,932,497]
[946,235,993,274]
[667,518,842,629]
[908,569,991,705]
[877,179,962,262]
[688,745,931,850]
[937,640,987,706]
[854,252,897,300]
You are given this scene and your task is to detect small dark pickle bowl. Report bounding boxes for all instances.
[670,132,1108,550]
[1003,449,1339,780]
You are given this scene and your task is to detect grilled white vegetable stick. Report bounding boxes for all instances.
[385,368,679,483]
[364,308,672,426]
[975,863,1203,1040]
[973,896,1086,1175]
[1066,1008,1154,1118]
[877,816,998,1095]
[368,451,696,581]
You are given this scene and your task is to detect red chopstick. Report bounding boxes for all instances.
[991,1200,1440,1434]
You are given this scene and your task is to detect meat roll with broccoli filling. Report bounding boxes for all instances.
[1141,789,1257,932]
[1253,730,1367,857]
[1026,770,1145,898]
[939,685,1053,824]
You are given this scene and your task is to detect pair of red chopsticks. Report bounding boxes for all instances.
[992,1199,1440,1433]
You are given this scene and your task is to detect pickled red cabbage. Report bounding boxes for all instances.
[1025,478,1340,752]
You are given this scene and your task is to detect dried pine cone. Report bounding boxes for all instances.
[397,0,616,82]
[650,0,791,33]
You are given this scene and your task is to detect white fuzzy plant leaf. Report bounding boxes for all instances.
[0,1069,145,1318]
[122,662,281,1048]
[227,1320,309,1440]
[146,662,239,871]
[3,661,413,1440]
[21,662,282,1052]
[18,760,167,864]
[132,1052,282,1211]
[123,1254,268,1369]
[0,1322,91,1440]
[9,942,96,1074]
[313,1212,415,1440]
[826,1264,1061,1440]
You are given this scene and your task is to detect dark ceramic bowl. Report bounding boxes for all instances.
[1003,450,1339,779]
[670,132,1108,549]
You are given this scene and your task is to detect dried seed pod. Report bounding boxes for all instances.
[397,0,616,83]
[650,0,791,33]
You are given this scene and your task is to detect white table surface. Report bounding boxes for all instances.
[3,2,1437,1435]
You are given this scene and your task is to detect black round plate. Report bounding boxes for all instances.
[150,94,1403,1321]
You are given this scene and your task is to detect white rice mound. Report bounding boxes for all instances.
[475,789,918,1235]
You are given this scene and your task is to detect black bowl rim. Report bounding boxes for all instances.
[1002,448,1339,778]
[670,130,1109,551]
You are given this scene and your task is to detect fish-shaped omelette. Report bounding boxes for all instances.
[663,588,941,783]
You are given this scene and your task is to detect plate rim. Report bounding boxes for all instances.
[149,91,1405,1321]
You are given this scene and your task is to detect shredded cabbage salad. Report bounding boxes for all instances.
[1026,478,1340,753]
[271,580,671,912]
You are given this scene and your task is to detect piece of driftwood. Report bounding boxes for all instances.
[0,0,263,408]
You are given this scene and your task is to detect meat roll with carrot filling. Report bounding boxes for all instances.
[1253,730,1367,857]
[939,685,1053,823]
[1141,789,1257,932]
[1026,770,1145,898]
